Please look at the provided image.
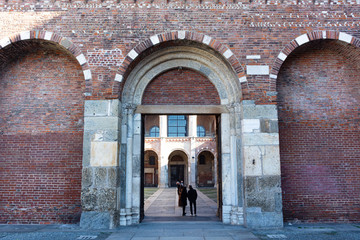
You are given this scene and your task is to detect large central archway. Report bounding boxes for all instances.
[118,37,244,226]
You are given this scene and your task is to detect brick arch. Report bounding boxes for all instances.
[0,30,92,95]
[270,31,360,85]
[113,30,246,95]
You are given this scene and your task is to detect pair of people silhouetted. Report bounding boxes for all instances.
[179,184,197,216]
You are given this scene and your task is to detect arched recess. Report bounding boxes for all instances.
[270,31,360,84]
[118,31,245,226]
[168,150,189,187]
[276,32,360,222]
[144,150,159,187]
[0,30,92,95]
[0,31,87,224]
[196,150,216,187]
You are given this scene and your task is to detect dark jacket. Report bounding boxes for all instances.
[187,188,197,202]
[180,187,188,206]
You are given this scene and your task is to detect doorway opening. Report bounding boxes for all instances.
[141,114,222,222]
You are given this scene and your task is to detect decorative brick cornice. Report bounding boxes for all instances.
[0,30,92,96]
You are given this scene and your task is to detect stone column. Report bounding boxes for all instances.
[159,115,168,187]
[242,100,283,228]
[80,100,121,229]
[189,115,197,186]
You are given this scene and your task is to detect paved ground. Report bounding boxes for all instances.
[1,187,360,240]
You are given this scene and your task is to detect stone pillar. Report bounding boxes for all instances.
[242,100,283,228]
[189,115,197,186]
[159,115,168,187]
[80,100,121,229]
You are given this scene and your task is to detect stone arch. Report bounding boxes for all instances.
[113,30,246,98]
[144,150,159,187]
[270,31,360,85]
[0,30,92,95]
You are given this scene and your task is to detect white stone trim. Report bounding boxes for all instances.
[277,52,287,61]
[239,76,247,83]
[223,49,233,59]
[83,69,92,80]
[322,31,327,39]
[295,34,310,46]
[246,55,261,60]
[115,74,123,82]
[76,54,87,65]
[339,32,353,44]
[0,37,11,48]
[20,31,30,40]
[178,31,186,39]
[128,49,138,60]
[150,35,160,45]
[44,31,53,41]
[246,65,269,75]
[202,35,212,45]
[270,74,277,79]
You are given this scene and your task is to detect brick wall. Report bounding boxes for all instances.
[0,42,85,224]
[277,40,360,222]
[142,68,220,105]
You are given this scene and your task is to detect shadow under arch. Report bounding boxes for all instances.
[168,149,190,187]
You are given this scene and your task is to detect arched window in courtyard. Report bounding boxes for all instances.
[149,126,160,137]
[197,125,206,137]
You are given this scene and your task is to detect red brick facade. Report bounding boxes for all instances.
[142,69,220,105]
[277,40,360,222]
[0,1,359,224]
[0,42,84,224]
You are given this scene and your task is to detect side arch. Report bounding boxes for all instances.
[0,30,92,95]
[270,31,360,84]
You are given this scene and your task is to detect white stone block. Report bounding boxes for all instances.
[339,32,353,44]
[115,74,123,82]
[178,31,186,39]
[242,119,260,133]
[223,49,233,59]
[90,141,118,166]
[322,31,327,39]
[246,55,261,60]
[0,37,11,48]
[83,69,92,80]
[277,52,287,61]
[262,146,281,175]
[128,49,138,60]
[20,31,30,40]
[202,35,212,45]
[295,34,310,46]
[44,31,53,41]
[239,76,247,83]
[270,74,277,79]
[150,35,160,45]
[244,146,262,176]
[76,54,87,65]
[246,65,269,75]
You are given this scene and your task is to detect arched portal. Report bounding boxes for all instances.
[144,150,159,187]
[118,36,244,226]
[168,150,189,187]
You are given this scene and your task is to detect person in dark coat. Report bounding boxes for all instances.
[187,185,197,216]
[176,180,182,207]
[179,185,188,216]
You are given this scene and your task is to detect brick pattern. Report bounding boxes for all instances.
[277,40,360,222]
[142,69,220,105]
[0,45,85,223]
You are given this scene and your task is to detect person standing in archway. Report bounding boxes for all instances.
[187,185,197,216]
[180,185,188,216]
